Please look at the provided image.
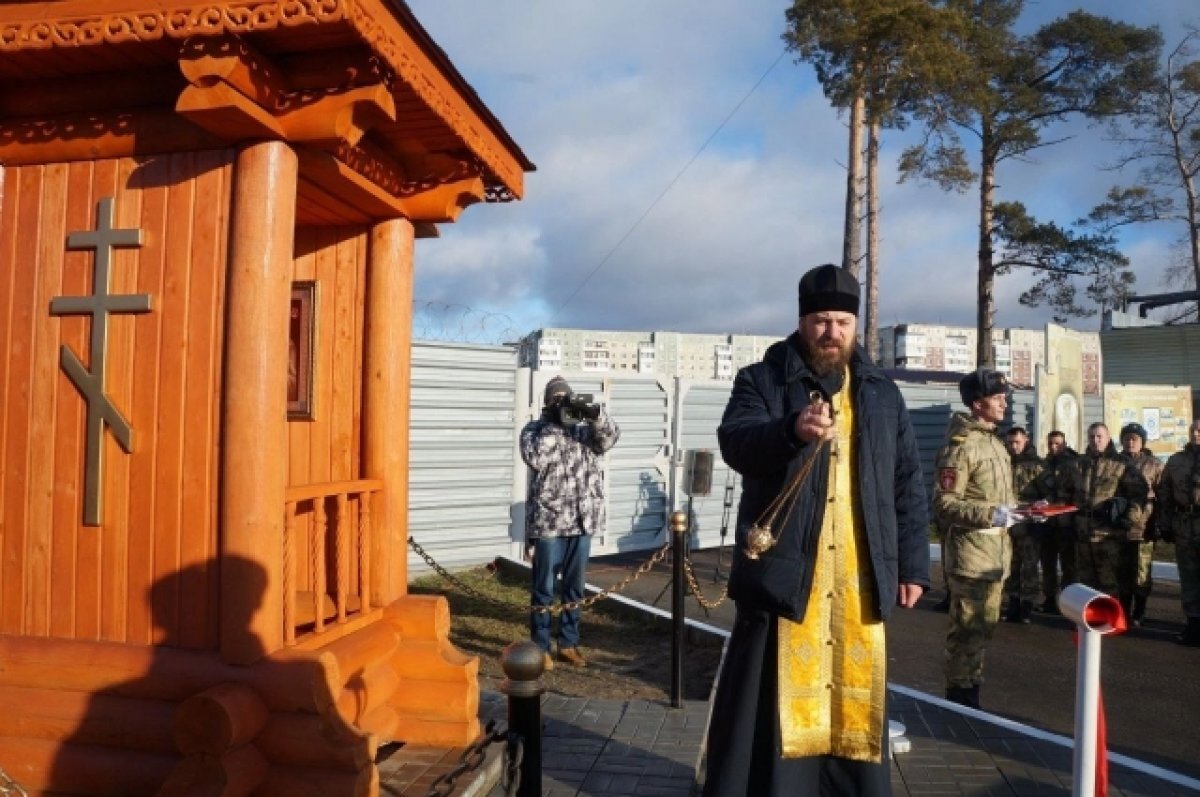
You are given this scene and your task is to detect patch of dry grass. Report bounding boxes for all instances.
[410,565,722,701]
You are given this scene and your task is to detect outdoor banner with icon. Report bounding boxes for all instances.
[1103,383,1193,456]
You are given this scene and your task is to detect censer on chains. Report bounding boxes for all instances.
[743,394,832,560]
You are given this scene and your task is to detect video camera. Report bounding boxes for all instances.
[556,393,601,428]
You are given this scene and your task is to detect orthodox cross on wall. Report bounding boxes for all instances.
[50,196,151,526]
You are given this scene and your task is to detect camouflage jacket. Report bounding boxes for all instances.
[1009,448,1045,536]
[1060,447,1149,542]
[1010,448,1044,500]
[1125,450,1165,541]
[934,412,1013,580]
[1160,443,1200,536]
[1037,448,1078,535]
[520,408,620,539]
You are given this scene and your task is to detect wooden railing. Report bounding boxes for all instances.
[283,479,383,646]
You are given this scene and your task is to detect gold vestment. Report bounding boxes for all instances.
[778,380,886,762]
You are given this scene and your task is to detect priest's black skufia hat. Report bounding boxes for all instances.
[958,368,1009,406]
[798,263,861,317]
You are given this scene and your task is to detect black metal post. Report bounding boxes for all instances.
[500,640,544,797]
[670,509,687,708]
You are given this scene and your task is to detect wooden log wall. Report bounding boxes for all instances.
[0,151,233,650]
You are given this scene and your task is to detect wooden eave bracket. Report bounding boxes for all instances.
[177,35,396,150]
[297,146,484,223]
[275,85,396,149]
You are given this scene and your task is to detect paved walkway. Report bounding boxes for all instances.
[379,681,1200,797]
[378,548,1200,795]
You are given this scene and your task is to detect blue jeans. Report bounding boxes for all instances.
[530,535,592,651]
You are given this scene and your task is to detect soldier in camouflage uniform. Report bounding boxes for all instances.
[1003,427,1043,624]
[1119,423,1164,626]
[934,369,1016,709]
[1159,419,1200,646]
[1037,431,1077,613]
[1059,423,1149,599]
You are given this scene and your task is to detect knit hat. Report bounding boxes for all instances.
[798,263,860,317]
[958,368,1008,406]
[544,376,572,406]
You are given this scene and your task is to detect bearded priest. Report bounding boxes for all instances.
[702,263,930,797]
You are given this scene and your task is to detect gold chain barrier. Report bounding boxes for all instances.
[408,536,671,615]
[681,552,729,610]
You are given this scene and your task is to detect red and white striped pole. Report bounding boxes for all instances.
[1058,583,1127,797]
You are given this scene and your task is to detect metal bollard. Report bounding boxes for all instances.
[669,509,688,709]
[500,640,545,797]
[1058,584,1125,797]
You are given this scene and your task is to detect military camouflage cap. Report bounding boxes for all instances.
[1120,422,1148,443]
[958,368,1009,406]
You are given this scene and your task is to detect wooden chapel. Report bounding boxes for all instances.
[0,1,534,794]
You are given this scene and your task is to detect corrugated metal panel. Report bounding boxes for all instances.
[674,380,741,551]
[405,354,1119,574]
[519,372,672,556]
[602,376,672,553]
[407,341,518,573]
[1102,326,1200,415]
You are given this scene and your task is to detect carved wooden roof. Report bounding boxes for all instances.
[0,0,534,225]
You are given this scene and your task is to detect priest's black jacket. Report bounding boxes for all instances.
[701,334,930,797]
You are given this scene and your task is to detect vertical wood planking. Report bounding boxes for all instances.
[149,155,195,646]
[310,229,333,491]
[50,161,93,640]
[289,227,315,593]
[0,166,13,628]
[125,155,167,647]
[331,233,357,482]
[81,162,120,643]
[2,166,43,635]
[0,165,12,630]
[27,163,68,637]
[286,226,369,605]
[0,152,232,648]
[179,149,232,651]
[100,158,135,643]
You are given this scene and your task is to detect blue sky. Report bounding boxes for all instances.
[406,1,1199,342]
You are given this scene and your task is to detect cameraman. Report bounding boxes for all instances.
[520,376,620,669]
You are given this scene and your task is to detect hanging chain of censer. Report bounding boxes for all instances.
[743,392,834,560]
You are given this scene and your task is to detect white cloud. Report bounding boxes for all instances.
[406,0,1200,341]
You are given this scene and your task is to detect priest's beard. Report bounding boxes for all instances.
[800,334,853,377]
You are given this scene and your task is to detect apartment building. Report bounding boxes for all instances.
[877,323,1101,393]
[516,327,774,380]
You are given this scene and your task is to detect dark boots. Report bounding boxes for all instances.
[946,685,981,709]
[1130,595,1147,627]
[1005,596,1032,624]
[1036,598,1061,615]
[1177,617,1200,647]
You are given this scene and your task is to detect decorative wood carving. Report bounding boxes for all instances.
[0,1,344,49]
[0,0,526,198]
[0,110,221,165]
[178,34,290,109]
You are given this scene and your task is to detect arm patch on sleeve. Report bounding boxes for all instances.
[939,468,958,491]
